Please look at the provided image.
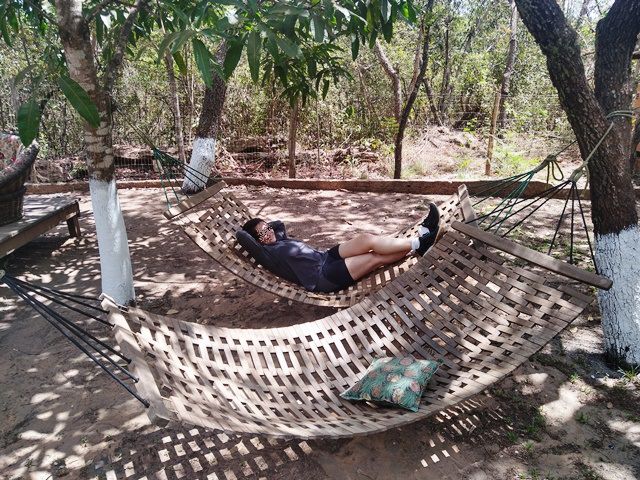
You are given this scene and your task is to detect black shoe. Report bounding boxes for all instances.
[421,203,440,232]
[416,231,437,256]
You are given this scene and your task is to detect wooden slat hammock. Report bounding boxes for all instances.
[103,220,611,440]
[163,182,477,307]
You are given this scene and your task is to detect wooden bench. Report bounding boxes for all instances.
[0,195,81,258]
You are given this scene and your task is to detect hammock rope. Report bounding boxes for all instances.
[467,109,633,270]
[1,271,149,407]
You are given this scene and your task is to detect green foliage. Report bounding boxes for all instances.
[525,408,546,439]
[70,162,88,179]
[505,430,518,444]
[192,38,215,87]
[0,0,600,167]
[16,99,40,145]
[618,365,639,384]
[57,76,100,128]
[575,411,589,425]
[493,143,540,177]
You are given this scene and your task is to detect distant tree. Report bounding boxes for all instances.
[158,0,419,186]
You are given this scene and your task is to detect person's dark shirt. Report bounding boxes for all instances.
[263,221,325,291]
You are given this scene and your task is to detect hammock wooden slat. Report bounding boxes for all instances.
[164,182,475,307]
[104,221,610,440]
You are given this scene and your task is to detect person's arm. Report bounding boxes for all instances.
[269,220,287,240]
[235,229,300,284]
[236,230,279,271]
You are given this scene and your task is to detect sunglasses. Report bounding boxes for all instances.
[256,224,274,242]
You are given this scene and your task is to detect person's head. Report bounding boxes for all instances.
[242,218,276,245]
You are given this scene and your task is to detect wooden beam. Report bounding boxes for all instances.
[25,178,640,199]
[451,221,612,290]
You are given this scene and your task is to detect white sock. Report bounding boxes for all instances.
[418,226,430,236]
[410,237,421,251]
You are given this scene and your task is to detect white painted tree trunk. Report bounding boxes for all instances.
[182,136,216,192]
[596,225,640,366]
[89,178,135,305]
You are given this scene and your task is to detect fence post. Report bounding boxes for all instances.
[486,88,501,176]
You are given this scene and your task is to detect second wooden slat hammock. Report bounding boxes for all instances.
[103,221,611,440]
[163,182,477,307]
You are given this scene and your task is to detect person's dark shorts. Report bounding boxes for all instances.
[314,245,355,293]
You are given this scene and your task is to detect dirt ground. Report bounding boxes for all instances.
[1,184,640,480]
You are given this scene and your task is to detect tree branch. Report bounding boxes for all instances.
[103,0,149,94]
[594,1,640,127]
[87,0,136,22]
[374,40,402,121]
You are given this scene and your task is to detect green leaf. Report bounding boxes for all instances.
[95,16,104,46]
[171,30,195,54]
[13,65,35,88]
[351,35,359,60]
[58,76,100,128]
[7,8,18,31]
[407,2,417,23]
[157,31,181,63]
[270,4,308,16]
[276,36,302,59]
[401,1,417,23]
[282,15,297,36]
[310,15,324,43]
[0,17,13,47]
[334,5,352,21]
[382,18,393,42]
[381,0,391,22]
[167,4,191,25]
[223,37,245,79]
[134,45,147,61]
[368,29,378,48]
[192,38,213,87]
[307,58,317,78]
[322,79,330,99]
[173,51,187,76]
[247,30,261,83]
[17,100,41,146]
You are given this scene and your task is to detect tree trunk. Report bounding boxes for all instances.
[576,0,592,29]
[423,78,443,125]
[438,14,453,123]
[55,0,136,305]
[631,63,640,172]
[394,6,435,179]
[498,0,519,129]
[356,64,379,125]
[182,42,228,193]
[288,100,299,178]
[374,41,402,123]
[164,52,186,163]
[515,0,640,367]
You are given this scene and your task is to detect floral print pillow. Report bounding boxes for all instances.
[340,355,441,412]
[0,134,23,171]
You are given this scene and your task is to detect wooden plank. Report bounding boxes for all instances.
[163,181,227,219]
[0,196,81,258]
[451,221,613,290]
[458,184,478,226]
[102,297,175,427]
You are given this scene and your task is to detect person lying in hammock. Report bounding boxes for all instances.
[236,204,441,293]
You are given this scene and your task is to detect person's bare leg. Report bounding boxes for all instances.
[344,250,408,281]
[338,233,412,258]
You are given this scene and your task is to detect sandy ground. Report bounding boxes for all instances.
[1,185,640,480]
